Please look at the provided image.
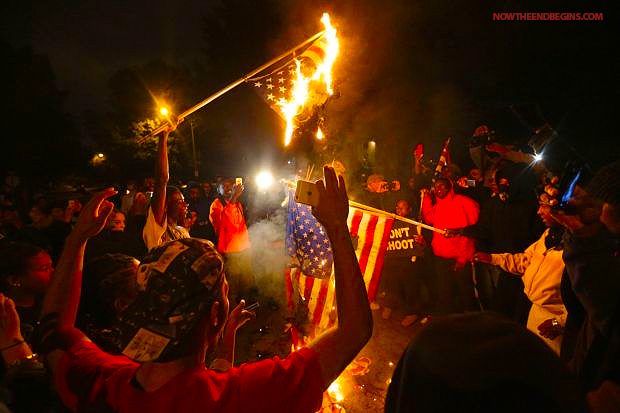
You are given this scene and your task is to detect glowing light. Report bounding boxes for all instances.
[388,362,394,367]
[280,13,339,146]
[316,128,324,140]
[160,107,169,116]
[533,152,543,162]
[97,153,105,158]
[328,380,345,402]
[255,171,274,191]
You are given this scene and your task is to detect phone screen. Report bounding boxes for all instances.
[559,169,581,207]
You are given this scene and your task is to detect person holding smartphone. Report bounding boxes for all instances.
[210,178,252,302]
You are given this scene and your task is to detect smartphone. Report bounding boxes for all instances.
[295,180,320,207]
[236,177,243,186]
[556,163,583,210]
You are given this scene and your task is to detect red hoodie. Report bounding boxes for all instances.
[422,190,479,264]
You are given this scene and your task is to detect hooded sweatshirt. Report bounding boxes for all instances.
[421,189,479,264]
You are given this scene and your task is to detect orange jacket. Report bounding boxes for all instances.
[209,198,250,253]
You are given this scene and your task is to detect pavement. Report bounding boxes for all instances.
[233,293,428,413]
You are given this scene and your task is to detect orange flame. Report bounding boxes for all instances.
[327,378,345,402]
[281,13,339,146]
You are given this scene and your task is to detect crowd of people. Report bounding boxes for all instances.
[0,121,618,413]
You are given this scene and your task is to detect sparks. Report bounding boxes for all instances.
[280,13,339,146]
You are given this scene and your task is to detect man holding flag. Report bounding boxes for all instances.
[422,177,480,314]
[286,168,394,337]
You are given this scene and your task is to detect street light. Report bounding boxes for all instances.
[255,171,274,191]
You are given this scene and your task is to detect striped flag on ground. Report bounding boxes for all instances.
[286,206,393,334]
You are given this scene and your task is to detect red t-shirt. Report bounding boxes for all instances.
[56,339,324,413]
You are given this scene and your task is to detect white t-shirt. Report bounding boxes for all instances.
[142,206,190,250]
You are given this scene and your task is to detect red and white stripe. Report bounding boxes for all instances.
[286,207,393,331]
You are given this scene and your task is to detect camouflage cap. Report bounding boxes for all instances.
[112,238,225,362]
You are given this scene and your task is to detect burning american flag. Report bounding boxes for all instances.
[247,13,339,146]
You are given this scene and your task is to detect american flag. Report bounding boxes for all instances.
[246,38,328,118]
[286,197,394,331]
[286,190,333,279]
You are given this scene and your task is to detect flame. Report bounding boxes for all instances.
[327,379,345,402]
[316,128,324,140]
[280,13,339,146]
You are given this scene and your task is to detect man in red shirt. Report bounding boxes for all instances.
[39,166,373,413]
[422,177,480,314]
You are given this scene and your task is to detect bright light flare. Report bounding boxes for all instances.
[316,128,324,140]
[533,152,543,162]
[280,13,339,146]
[255,171,274,191]
[160,107,169,116]
[97,153,105,158]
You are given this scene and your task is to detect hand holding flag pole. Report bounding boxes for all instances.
[138,30,326,143]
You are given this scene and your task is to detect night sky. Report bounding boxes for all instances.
[2,0,615,180]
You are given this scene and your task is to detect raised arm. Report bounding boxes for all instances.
[41,189,116,329]
[151,130,171,227]
[209,300,255,371]
[307,166,373,390]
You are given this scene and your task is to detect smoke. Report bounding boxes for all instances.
[246,207,291,307]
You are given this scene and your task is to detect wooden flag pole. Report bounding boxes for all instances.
[348,200,447,235]
[138,30,326,143]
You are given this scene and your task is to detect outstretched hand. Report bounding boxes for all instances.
[72,188,117,242]
[473,252,492,264]
[231,183,245,202]
[225,300,256,334]
[312,166,349,232]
